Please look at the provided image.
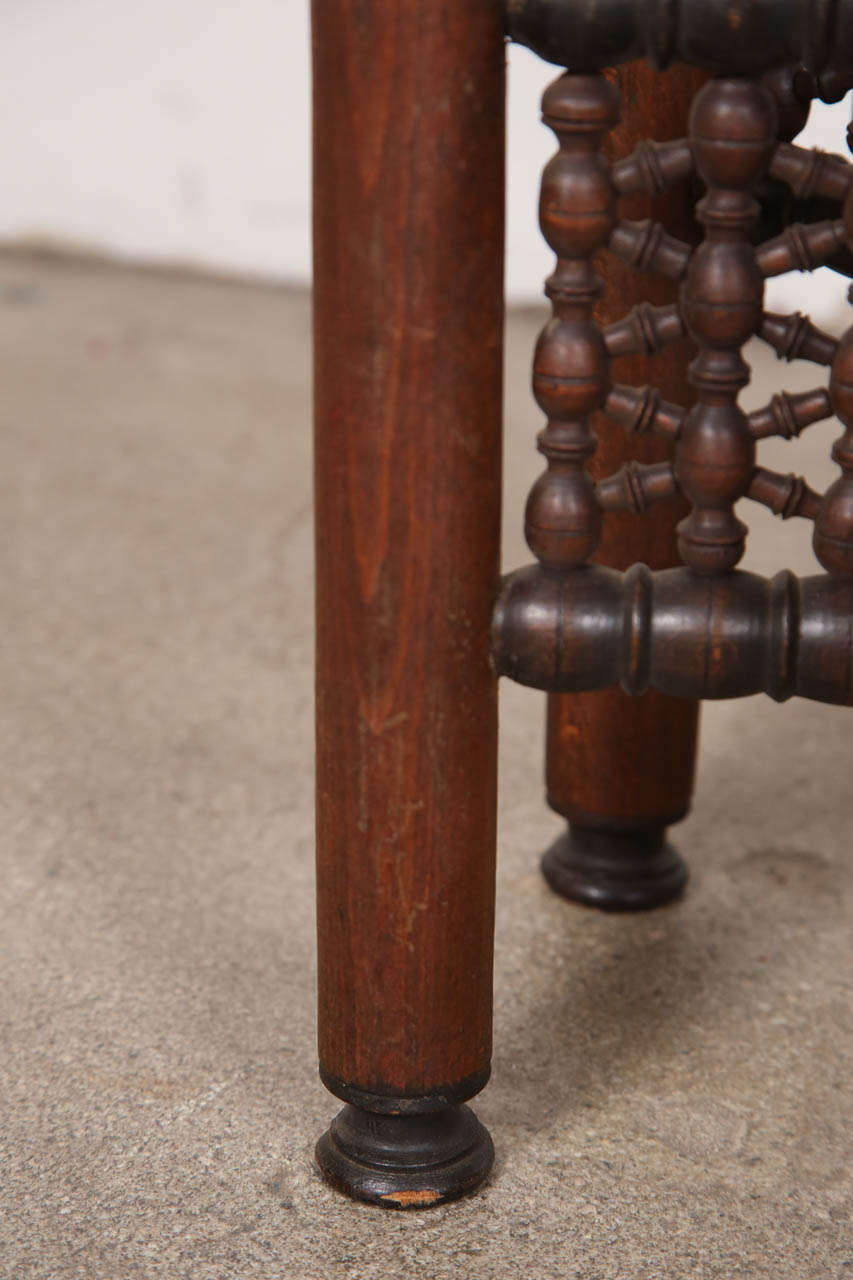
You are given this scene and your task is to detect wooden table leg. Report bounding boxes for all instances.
[541,63,704,912]
[312,0,505,1207]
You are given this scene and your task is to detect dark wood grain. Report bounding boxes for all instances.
[312,0,853,1203]
[543,62,702,902]
[508,57,853,908]
[504,0,853,77]
[492,563,853,705]
[312,0,505,1187]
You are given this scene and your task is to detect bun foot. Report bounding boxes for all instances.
[315,1103,494,1209]
[542,822,688,911]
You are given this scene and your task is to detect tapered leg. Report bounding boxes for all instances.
[312,1,505,1207]
[542,63,703,912]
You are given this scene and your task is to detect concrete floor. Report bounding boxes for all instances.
[0,251,850,1279]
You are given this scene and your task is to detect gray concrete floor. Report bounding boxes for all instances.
[0,251,850,1279]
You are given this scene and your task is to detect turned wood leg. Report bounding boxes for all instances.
[541,63,703,911]
[312,0,505,1207]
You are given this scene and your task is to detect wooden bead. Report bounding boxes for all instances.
[542,72,621,137]
[539,75,619,258]
[814,327,853,575]
[676,511,750,576]
[540,152,617,258]
[682,240,764,349]
[533,318,609,419]
[676,401,755,504]
[525,464,603,568]
[814,477,853,576]
[689,79,777,191]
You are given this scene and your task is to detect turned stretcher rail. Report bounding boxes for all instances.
[504,0,853,77]
[491,563,853,705]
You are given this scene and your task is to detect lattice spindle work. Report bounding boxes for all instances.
[492,67,853,707]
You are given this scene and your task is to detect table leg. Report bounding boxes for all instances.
[312,0,505,1206]
[542,63,704,911]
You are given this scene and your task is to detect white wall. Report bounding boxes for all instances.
[0,2,850,320]
[0,0,312,281]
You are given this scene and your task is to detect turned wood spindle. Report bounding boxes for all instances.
[525,74,619,570]
[675,78,778,574]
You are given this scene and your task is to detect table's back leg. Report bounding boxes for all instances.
[542,62,704,911]
[312,0,505,1207]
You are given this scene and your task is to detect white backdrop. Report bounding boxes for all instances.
[0,0,849,318]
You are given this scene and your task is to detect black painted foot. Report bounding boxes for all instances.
[315,1103,493,1209]
[542,823,687,911]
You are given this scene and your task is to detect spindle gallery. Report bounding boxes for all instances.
[311,0,853,1207]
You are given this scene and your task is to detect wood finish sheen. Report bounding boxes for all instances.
[493,564,853,704]
[546,62,702,834]
[505,0,853,76]
[313,0,505,1103]
[312,0,853,1207]
[497,67,853,713]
